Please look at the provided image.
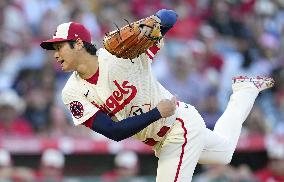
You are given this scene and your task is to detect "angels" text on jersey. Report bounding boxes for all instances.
[92,80,137,116]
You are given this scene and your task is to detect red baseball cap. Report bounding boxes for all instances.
[40,22,92,50]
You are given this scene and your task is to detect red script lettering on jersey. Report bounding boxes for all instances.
[92,80,137,116]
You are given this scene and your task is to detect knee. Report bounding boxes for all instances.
[217,153,233,165]
[198,153,233,165]
[201,154,232,165]
[201,152,233,165]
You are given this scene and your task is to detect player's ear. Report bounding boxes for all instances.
[74,38,84,50]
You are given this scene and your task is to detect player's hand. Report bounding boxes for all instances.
[138,25,152,39]
[156,97,177,118]
[138,15,161,40]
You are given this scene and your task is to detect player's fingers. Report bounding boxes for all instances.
[138,27,146,39]
[138,26,151,39]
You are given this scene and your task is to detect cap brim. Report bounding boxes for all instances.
[40,38,69,50]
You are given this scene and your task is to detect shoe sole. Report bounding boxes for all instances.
[232,76,275,90]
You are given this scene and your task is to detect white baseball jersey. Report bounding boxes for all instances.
[62,45,177,143]
[62,43,261,182]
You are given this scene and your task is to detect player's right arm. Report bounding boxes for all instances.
[83,98,176,142]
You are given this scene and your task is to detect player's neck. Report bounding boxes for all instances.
[77,54,99,80]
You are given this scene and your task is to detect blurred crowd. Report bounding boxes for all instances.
[0,148,66,182]
[0,140,283,181]
[0,0,284,181]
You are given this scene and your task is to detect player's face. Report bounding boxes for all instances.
[53,42,77,72]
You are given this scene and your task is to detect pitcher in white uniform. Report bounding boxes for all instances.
[40,9,274,182]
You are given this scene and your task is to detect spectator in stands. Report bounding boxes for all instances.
[130,0,165,19]
[0,148,35,182]
[24,87,52,133]
[254,135,284,182]
[198,24,224,72]
[42,104,71,137]
[194,164,256,182]
[0,148,13,180]
[258,66,284,133]
[12,167,35,182]
[200,88,222,130]
[243,107,270,136]
[159,43,212,109]
[207,0,241,37]
[44,104,92,138]
[101,150,141,182]
[35,149,65,182]
[159,47,196,105]
[167,0,202,39]
[253,32,280,76]
[0,89,34,136]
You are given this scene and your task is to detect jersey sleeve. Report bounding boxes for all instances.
[62,84,100,126]
[145,39,163,60]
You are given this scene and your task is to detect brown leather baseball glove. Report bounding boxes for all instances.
[103,15,162,60]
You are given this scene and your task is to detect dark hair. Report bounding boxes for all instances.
[68,40,97,55]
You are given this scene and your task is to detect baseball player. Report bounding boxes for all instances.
[40,9,274,182]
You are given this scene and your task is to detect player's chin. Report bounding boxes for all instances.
[63,69,73,73]
[61,66,73,72]
[61,66,67,72]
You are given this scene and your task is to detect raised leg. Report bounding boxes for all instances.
[198,76,274,164]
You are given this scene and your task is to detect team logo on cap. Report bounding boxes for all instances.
[70,101,84,119]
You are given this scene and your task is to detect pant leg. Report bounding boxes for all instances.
[199,87,259,164]
[156,103,206,182]
[198,128,235,164]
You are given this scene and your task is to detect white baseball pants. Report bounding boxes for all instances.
[156,87,259,182]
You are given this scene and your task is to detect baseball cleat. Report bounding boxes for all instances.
[232,76,275,92]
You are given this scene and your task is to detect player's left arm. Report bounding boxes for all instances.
[145,9,178,60]
[103,9,177,60]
